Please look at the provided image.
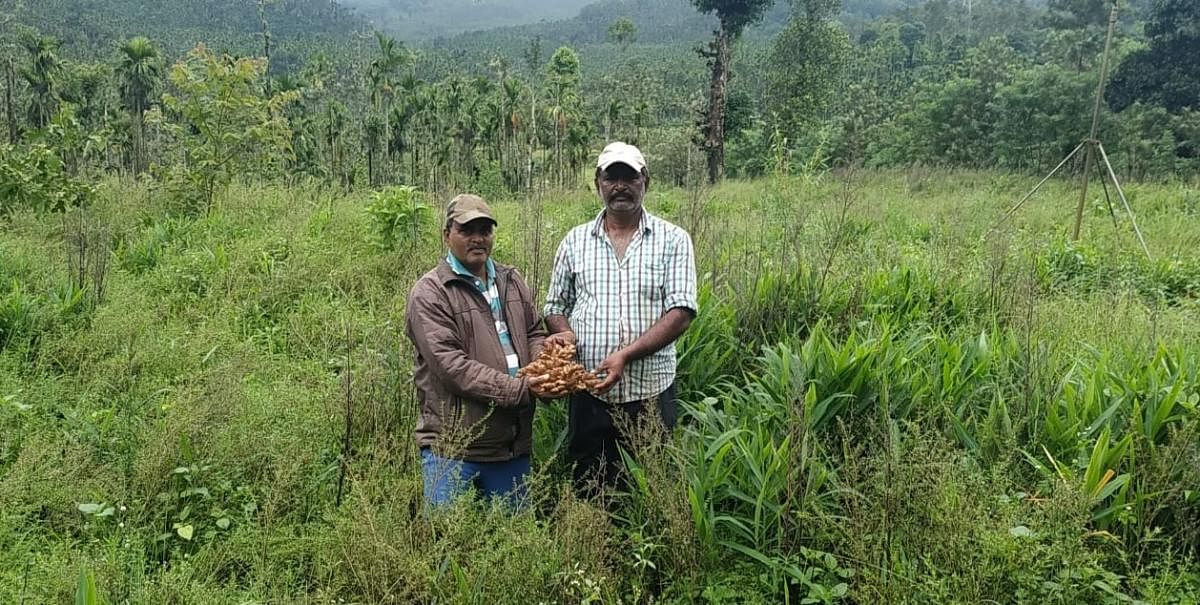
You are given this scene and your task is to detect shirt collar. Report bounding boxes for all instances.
[589,208,655,238]
[446,251,496,285]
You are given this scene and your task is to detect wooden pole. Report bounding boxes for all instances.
[1097,142,1152,260]
[1072,2,1118,240]
[988,140,1085,235]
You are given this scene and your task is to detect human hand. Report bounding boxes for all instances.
[544,330,577,349]
[592,351,628,394]
[521,338,598,400]
[526,373,559,400]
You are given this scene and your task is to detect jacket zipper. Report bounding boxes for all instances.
[456,269,521,461]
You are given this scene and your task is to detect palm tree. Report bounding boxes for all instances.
[501,77,524,189]
[366,32,410,184]
[606,98,623,140]
[19,33,63,130]
[116,37,162,175]
[545,47,581,187]
[324,100,347,189]
[632,100,648,146]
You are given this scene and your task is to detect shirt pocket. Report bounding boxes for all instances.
[638,257,667,302]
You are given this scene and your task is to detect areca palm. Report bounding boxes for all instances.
[606,98,623,140]
[19,33,63,130]
[501,77,525,189]
[116,37,162,174]
[366,32,410,184]
[632,100,649,146]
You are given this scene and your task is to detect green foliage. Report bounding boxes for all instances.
[1047,0,1111,28]
[1109,0,1200,113]
[116,36,163,174]
[115,38,160,109]
[74,568,104,605]
[0,141,95,216]
[0,279,42,349]
[17,31,64,130]
[3,171,1200,603]
[364,185,430,251]
[691,0,777,36]
[766,15,851,139]
[4,0,1200,598]
[151,44,299,213]
[676,278,741,399]
[990,65,1095,171]
[607,16,638,48]
[150,435,253,560]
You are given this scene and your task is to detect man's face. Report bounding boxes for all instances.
[444,218,495,271]
[597,163,647,213]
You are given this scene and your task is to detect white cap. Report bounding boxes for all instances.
[596,141,646,173]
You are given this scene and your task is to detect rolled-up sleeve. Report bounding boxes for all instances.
[543,235,576,318]
[663,229,697,315]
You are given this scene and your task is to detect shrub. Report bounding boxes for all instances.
[364,186,431,252]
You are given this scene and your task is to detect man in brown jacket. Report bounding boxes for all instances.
[405,194,551,508]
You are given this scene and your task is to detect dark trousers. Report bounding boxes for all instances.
[567,383,677,494]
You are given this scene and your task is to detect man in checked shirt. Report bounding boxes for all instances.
[544,142,698,492]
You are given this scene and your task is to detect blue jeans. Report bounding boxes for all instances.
[420,448,530,509]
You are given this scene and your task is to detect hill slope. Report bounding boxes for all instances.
[344,0,597,40]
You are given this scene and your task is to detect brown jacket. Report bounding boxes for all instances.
[405,258,546,462]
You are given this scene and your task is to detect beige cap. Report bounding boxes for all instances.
[446,193,496,225]
[596,141,646,173]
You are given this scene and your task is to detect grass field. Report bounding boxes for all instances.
[2,169,1199,603]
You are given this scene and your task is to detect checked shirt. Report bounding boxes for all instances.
[544,209,697,404]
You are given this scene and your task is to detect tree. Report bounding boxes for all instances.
[607,16,638,50]
[545,46,582,187]
[116,36,162,175]
[152,44,299,213]
[257,0,277,96]
[991,65,1096,172]
[324,99,348,189]
[4,56,17,144]
[766,8,852,143]
[1048,0,1110,28]
[1108,0,1200,114]
[18,32,62,130]
[366,32,411,186]
[898,21,926,68]
[632,100,648,146]
[500,76,525,189]
[605,98,623,140]
[690,0,776,183]
[0,140,96,216]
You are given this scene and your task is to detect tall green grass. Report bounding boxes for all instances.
[1,171,1198,603]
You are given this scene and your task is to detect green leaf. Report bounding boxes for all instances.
[74,568,100,605]
[77,503,103,515]
[1009,525,1035,538]
[174,523,194,540]
[216,517,231,530]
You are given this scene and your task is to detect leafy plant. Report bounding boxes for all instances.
[365,185,430,251]
[0,142,95,216]
[0,279,42,349]
[151,435,253,560]
[150,44,299,214]
[74,568,104,605]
